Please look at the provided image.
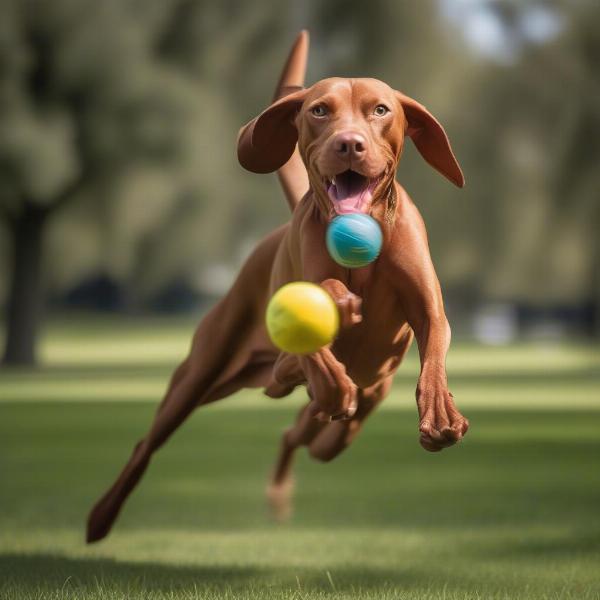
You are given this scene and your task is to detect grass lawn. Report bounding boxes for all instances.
[1,315,599,599]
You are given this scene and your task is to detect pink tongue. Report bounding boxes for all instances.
[328,178,372,214]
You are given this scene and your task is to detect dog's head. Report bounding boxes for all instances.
[238,77,464,219]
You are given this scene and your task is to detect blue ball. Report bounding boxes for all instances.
[326,214,383,269]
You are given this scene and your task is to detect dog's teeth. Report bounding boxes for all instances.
[331,176,336,186]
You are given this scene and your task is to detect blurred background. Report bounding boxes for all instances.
[1,2,599,599]
[1,0,599,365]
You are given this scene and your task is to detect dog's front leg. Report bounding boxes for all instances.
[300,346,357,421]
[267,278,361,419]
[301,278,363,420]
[386,206,469,452]
[410,313,469,452]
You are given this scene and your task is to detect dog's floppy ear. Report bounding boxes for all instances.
[396,92,465,188]
[237,88,309,174]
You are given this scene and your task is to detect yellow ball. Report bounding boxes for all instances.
[266,282,339,354]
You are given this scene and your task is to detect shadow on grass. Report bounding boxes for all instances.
[1,553,262,593]
[0,552,447,596]
[2,539,600,599]
[477,529,600,560]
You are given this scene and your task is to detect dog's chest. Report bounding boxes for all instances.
[344,263,375,295]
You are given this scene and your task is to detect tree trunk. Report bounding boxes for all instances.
[594,230,600,339]
[2,205,47,366]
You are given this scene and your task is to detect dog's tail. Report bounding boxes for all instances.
[273,30,310,212]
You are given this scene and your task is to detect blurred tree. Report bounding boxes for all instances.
[0,0,202,364]
[2,0,598,361]
[463,0,600,333]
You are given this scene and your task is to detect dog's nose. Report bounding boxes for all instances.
[333,132,366,159]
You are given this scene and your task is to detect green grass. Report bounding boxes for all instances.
[1,316,600,599]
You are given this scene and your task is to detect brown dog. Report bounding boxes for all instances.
[86,31,468,542]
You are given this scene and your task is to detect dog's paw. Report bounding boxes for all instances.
[416,385,469,452]
[336,292,362,328]
[320,279,362,329]
[305,356,358,421]
[266,476,295,523]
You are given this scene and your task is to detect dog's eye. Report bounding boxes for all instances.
[374,105,389,117]
[311,105,327,117]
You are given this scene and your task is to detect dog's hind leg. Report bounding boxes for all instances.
[86,229,285,543]
[266,377,393,522]
[86,310,273,543]
[307,377,392,462]
[266,401,323,522]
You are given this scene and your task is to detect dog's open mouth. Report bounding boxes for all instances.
[326,170,378,215]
